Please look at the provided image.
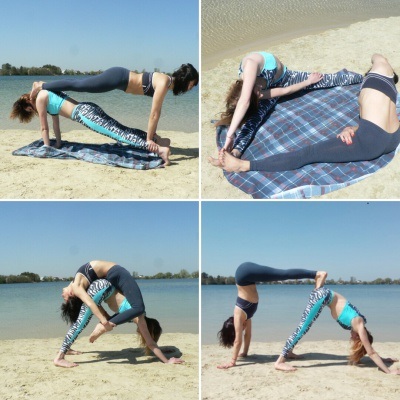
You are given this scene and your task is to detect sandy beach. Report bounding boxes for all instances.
[202,340,400,399]
[202,17,400,199]
[0,129,199,199]
[0,333,198,400]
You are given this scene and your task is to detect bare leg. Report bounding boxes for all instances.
[53,351,78,368]
[30,81,45,100]
[89,322,107,343]
[219,149,250,172]
[315,271,328,289]
[274,355,297,372]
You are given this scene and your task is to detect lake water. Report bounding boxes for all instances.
[0,75,199,133]
[201,284,400,344]
[0,279,198,340]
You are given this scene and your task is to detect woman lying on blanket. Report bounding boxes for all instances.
[210,51,363,159]
[29,64,199,153]
[56,278,183,368]
[10,90,171,165]
[212,54,400,173]
[274,287,400,375]
[216,262,327,369]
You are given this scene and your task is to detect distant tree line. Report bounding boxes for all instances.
[1,63,167,76]
[201,272,400,285]
[0,269,198,284]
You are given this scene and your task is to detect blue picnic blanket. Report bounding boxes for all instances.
[12,140,164,170]
[216,84,400,198]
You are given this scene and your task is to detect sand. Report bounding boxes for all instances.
[201,17,400,199]
[202,340,400,400]
[0,333,198,400]
[0,129,199,199]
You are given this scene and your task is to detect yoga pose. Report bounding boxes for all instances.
[211,51,362,158]
[275,287,400,374]
[30,64,199,152]
[214,54,400,173]
[10,90,171,165]
[217,262,327,369]
[55,279,183,368]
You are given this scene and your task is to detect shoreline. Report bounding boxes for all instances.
[201,17,400,199]
[202,340,400,399]
[0,129,199,199]
[0,333,199,400]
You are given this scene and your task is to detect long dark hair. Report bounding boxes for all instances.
[215,80,259,127]
[61,297,84,325]
[217,316,235,348]
[172,63,199,95]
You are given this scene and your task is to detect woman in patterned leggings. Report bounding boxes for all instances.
[275,287,400,374]
[11,90,171,165]
[55,279,183,368]
[212,51,363,158]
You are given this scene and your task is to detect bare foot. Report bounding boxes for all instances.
[274,355,297,372]
[30,81,45,100]
[315,271,328,289]
[89,322,107,343]
[231,149,242,158]
[154,134,171,147]
[208,156,223,168]
[54,358,79,368]
[219,149,250,173]
[66,349,83,355]
[157,145,171,166]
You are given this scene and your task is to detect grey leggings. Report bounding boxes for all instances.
[233,69,363,154]
[250,119,400,172]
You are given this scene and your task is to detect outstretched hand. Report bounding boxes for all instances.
[167,357,185,364]
[337,127,355,145]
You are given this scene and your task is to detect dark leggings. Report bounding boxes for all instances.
[106,265,145,325]
[43,67,130,93]
[250,119,400,172]
[235,262,317,286]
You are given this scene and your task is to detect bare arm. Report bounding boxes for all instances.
[261,72,323,99]
[355,321,400,374]
[240,319,252,357]
[51,115,62,148]
[136,315,184,364]
[35,93,51,146]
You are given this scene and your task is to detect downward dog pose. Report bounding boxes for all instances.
[210,51,362,159]
[30,64,199,151]
[55,279,183,368]
[10,90,171,165]
[214,54,400,173]
[217,262,327,369]
[275,287,400,374]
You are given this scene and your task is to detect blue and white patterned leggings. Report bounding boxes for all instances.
[233,69,363,154]
[281,287,333,358]
[72,102,148,150]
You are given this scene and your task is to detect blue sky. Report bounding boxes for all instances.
[0,201,199,277]
[202,201,400,281]
[0,0,199,72]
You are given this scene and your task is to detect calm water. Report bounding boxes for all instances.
[202,284,400,344]
[0,279,198,340]
[0,75,199,133]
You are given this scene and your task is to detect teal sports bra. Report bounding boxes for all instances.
[47,91,68,115]
[336,301,366,330]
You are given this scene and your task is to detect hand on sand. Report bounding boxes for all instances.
[167,357,185,364]
[217,360,235,369]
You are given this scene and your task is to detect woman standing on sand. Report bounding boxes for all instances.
[216,262,327,369]
[274,286,400,375]
[214,54,400,173]
[55,278,184,368]
[214,51,362,158]
[30,64,199,152]
[10,90,171,165]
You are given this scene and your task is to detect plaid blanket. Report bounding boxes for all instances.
[12,140,164,170]
[216,84,400,198]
